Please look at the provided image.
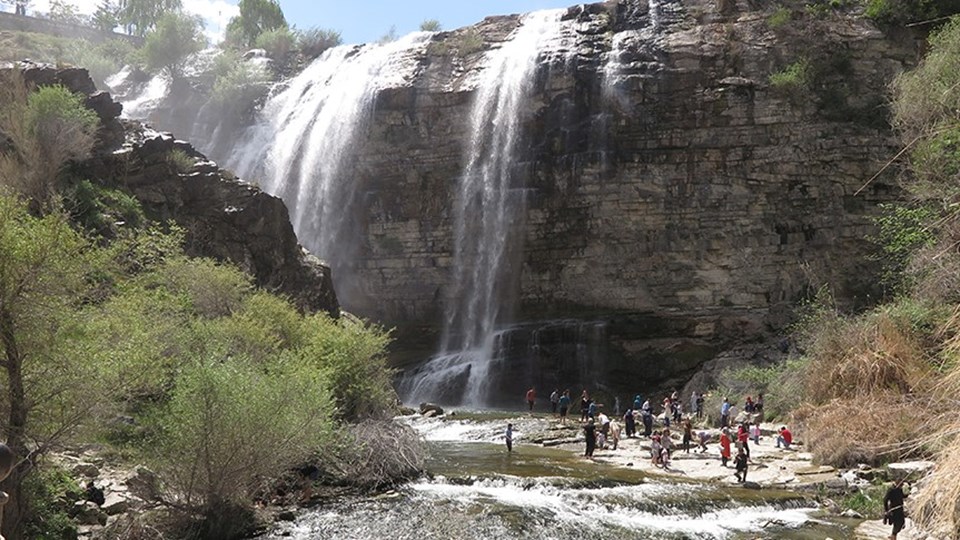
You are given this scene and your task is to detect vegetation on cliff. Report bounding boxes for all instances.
[770,15,960,537]
[0,68,418,540]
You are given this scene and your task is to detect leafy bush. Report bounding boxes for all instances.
[768,5,792,28]
[297,27,342,58]
[21,464,84,540]
[151,356,334,536]
[865,0,960,26]
[64,179,146,235]
[167,148,195,173]
[297,314,395,421]
[868,203,937,294]
[254,26,297,60]
[210,60,270,117]
[768,57,812,92]
[420,19,442,32]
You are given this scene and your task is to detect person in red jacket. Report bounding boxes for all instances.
[526,387,536,412]
[719,428,732,467]
[777,426,793,449]
[737,423,751,459]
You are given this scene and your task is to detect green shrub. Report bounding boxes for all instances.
[210,61,270,117]
[151,355,334,535]
[297,314,395,421]
[865,0,960,26]
[297,27,342,58]
[21,464,84,540]
[167,148,195,173]
[143,12,205,79]
[868,203,938,294]
[769,57,812,92]
[255,26,297,60]
[420,19,442,32]
[768,5,792,27]
[842,484,887,518]
[65,179,146,234]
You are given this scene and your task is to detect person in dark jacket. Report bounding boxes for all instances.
[883,478,907,540]
[583,419,596,458]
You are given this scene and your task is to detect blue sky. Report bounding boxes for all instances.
[220,0,576,44]
[13,0,575,44]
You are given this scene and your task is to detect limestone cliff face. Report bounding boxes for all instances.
[10,63,339,316]
[342,0,917,388]
[110,0,920,397]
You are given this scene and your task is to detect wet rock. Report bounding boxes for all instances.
[419,403,444,416]
[741,481,761,490]
[841,509,864,519]
[275,510,297,522]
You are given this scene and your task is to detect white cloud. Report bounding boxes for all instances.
[23,0,239,43]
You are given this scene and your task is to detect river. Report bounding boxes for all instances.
[262,412,864,539]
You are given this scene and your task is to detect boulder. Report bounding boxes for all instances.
[125,466,161,501]
[72,463,100,478]
[72,501,108,526]
[886,461,934,481]
[419,403,444,416]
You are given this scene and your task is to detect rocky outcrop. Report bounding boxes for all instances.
[9,63,339,316]
[109,0,922,398]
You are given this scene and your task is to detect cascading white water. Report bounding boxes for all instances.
[399,11,567,407]
[225,34,430,293]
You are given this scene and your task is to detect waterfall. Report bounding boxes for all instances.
[399,11,567,407]
[224,33,431,303]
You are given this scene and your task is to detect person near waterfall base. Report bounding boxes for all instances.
[558,390,571,424]
[883,478,907,540]
[623,408,636,438]
[583,418,596,458]
[526,387,536,412]
[550,389,559,414]
[720,397,731,428]
[505,423,513,452]
[580,390,590,421]
[734,447,748,483]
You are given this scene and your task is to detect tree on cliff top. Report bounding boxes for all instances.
[224,0,287,49]
[143,11,206,81]
[120,0,182,37]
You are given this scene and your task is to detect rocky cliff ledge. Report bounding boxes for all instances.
[10,63,339,316]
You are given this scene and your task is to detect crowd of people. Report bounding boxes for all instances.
[512,388,796,486]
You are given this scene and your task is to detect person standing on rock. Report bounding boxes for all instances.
[614,395,621,416]
[883,478,907,540]
[558,390,571,424]
[734,447,748,483]
[641,399,653,436]
[526,387,536,413]
[696,392,705,419]
[505,423,514,453]
[583,418,597,458]
[580,390,591,422]
[755,393,765,422]
[550,389,559,414]
[682,419,693,453]
[633,394,642,412]
[720,397,731,428]
[623,408,636,438]
[719,428,732,467]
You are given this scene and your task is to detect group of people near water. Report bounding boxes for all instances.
[515,388,797,485]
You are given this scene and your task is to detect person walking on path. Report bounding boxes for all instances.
[719,428,732,467]
[558,390,571,424]
[734,447,748,483]
[505,423,514,452]
[583,418,597,458]
[883,478,907,540]
[526,387,536,412]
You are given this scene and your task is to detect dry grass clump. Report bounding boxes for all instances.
[325,419,426,490]
[800,394,930,467]
[802,309,933,405]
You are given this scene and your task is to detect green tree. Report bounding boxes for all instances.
[0,194,111,539]
[120,0,182,37]
[46,0,83,25]
[142,12,206,80]
[91,0,119,32]
[225,0,287,48]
